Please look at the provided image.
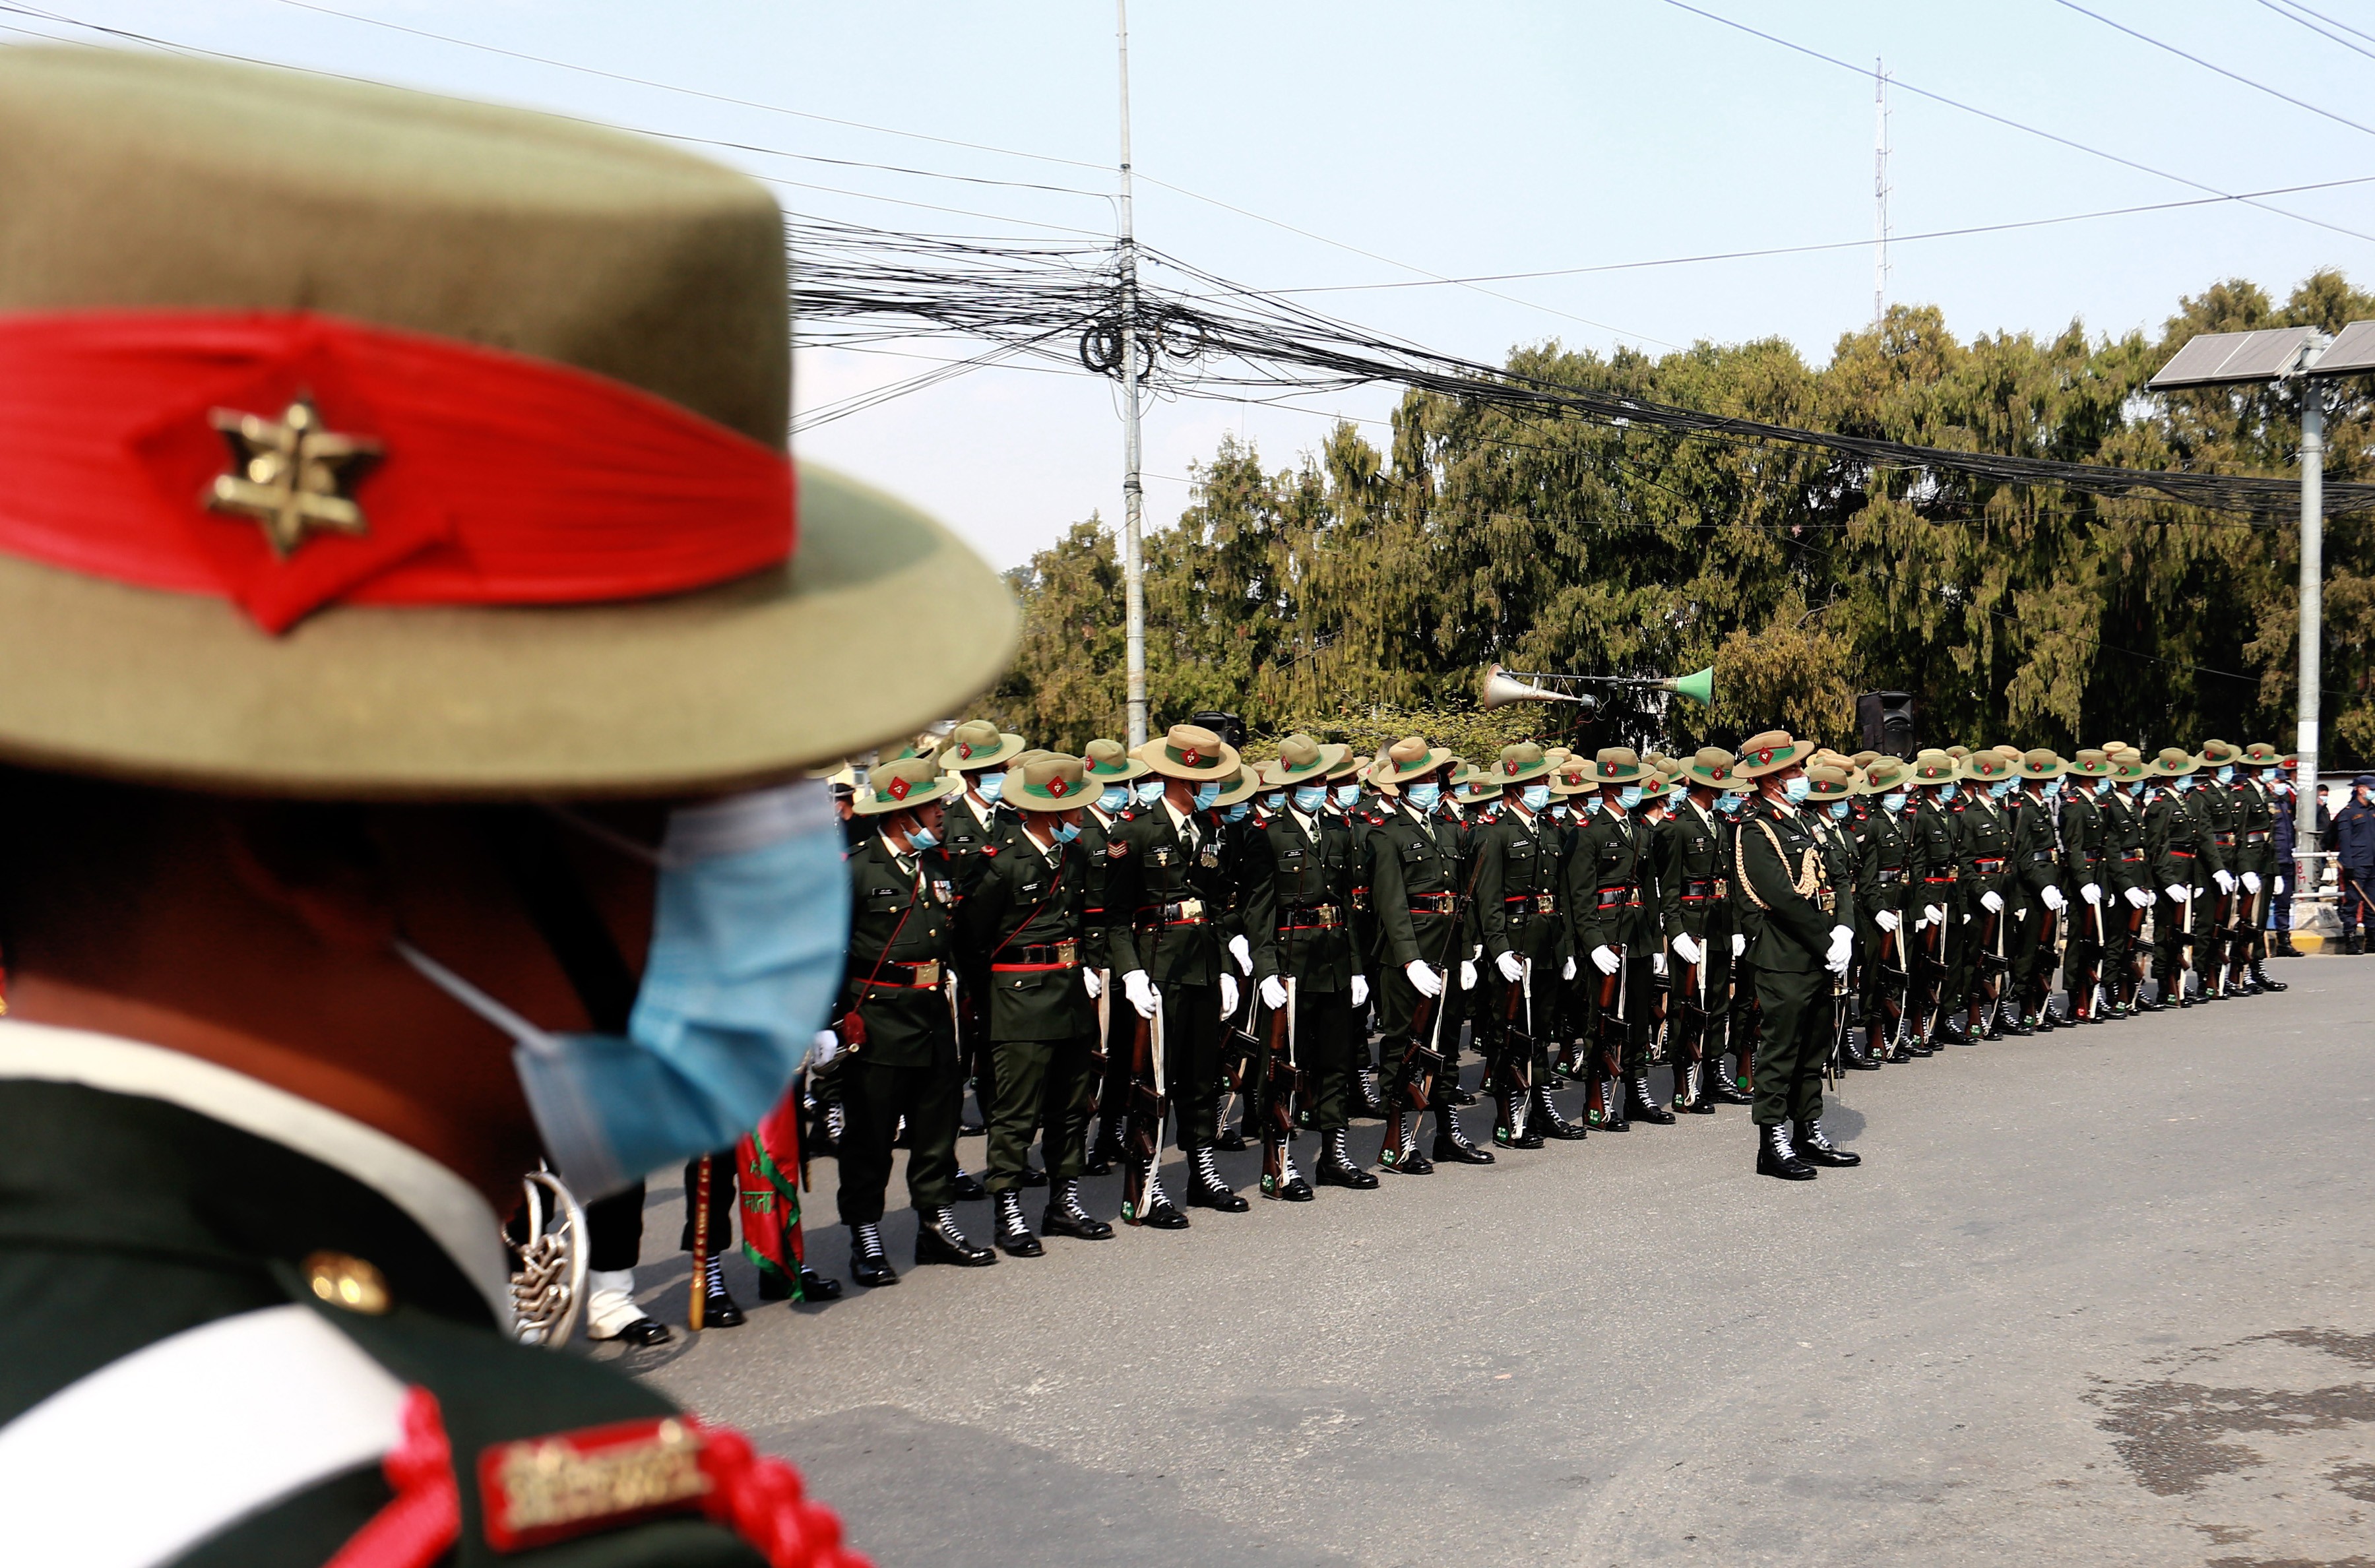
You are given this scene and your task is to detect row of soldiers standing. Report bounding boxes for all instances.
[822,720,2308,1282]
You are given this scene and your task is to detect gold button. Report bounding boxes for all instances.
[303,1251,392,1315]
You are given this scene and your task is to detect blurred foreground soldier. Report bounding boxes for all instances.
[963,756,1115,1256]
[0,46,1015,1567]
[1732,734,1860,1180]
[837,758,983,1286]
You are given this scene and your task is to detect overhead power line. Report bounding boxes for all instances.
[2256,0,2375,63]
[2054,0,2375,139]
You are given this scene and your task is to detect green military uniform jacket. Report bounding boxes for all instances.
[2099,789,2149,894]
[1656,796,1730,945]
[1366,800,1463,971]
[2059,790,2105,904]
[1810,812,1860,932]
[2234,778,2276,878]
[1909,795,1961,922]
[1103,800,1230,988]
[1473,803,1566,966]
[0,1024,778,1568]
[1853,805,1909,923]
[2011,792,2062,904]
[2192,781,2238,883]
[840,832,959,1070]
[1242,807,1365,993]
[1075,804,1131,974]
[1565,801,1651,958]
[961,824,1096,1042]
[941,790,1018,896]
[2145,787,2206,891]
[1958,793,2015,908]
[1734,797,1835,972]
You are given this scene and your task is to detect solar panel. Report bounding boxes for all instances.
[2147,326,2314,389]
[2311,319,2375,375]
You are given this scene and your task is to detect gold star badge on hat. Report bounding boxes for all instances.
[206,395,381,557]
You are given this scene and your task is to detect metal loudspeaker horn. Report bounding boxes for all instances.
[1481,664,1598,712]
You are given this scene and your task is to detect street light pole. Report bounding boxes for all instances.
[1115,0,1148,747]
[2296,344,2326,869]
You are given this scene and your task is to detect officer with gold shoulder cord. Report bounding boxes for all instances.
[1732,734,1862,1180]
[0,46,1020,1565]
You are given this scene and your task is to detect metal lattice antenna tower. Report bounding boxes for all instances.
[1874,58,1891,329]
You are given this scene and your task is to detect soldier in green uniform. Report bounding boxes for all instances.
[2190,739,2245,994]
[2099,750,2155,1015]
[1567,748,1673,1131]
[839,757,992,1285]
[1473,743,1583,1146]
[1958,751,2020,1038]
[1079,737,1147,1175]
[1853,757,1916,1061]
[2143,747,2207,1007]
[2006,749,2070,1035]
[1242,735,1378,1197]
[1658,747,1746,1110]
[961,755,1118,1257]
[1106,724,1249,1221]
[1905,750,1965,1046]
[0,46,1019,1565]
[1370,737,1496,1172]
[2234,742,2289,993]
[937,718,1027,1161]
[1327,747,1391,1120]
[1731,733,1861,1179]
[1802,765,1869,1073]
[2057,750,2112,1023]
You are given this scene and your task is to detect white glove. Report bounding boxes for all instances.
[1825,949,1851,977]
[1591,944,1621,976]
[1350,974,1369,1009]
[2125,885,2153,909]
[1651,951,1668,977]
[1122,969,1159,1019]
[2081,883,2102,906]
[1563,955,1578,980]
[811,1028,841,1065]
[1406,958,1444,997]
[1672,933,1703,966]
[1259,974,1288,1011]
[2041,885,2066,912]
[2275,876,2286,896]
[1459,959,1478,991]
[1731,933,1746,958]
[1980,890,2005,914]
[1228,933,1255,975]
[2242,871,2262,894]
[1219,974,1240,1017]
[1496,949,1525,984]
[1875,909,1899,933]
[1913,912,1929,932]
[1082,968,1104,999]
[1924,904,1946,927]
[2214,869,2236,894]
[2164,883,2188,903]
[1826,924,1853,964]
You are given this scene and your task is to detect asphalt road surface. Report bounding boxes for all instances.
[592,960,2375,1568]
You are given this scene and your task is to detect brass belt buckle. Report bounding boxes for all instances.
[913,959,941,987]
[1054,939,1078,966]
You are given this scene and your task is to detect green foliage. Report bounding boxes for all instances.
[995,272,2375,765]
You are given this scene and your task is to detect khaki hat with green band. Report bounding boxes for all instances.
[1133,722,1240,781]
[1083,736,1150,784]
[941,720,1027,774]
[1962,751,2013,784]
[852,755,961,816]
[1909,749,1957,785]
[1005,755,1089,811]
[1213,765,1261,809]
[1371,734,1456,796]
[1734,730,1816,778]
[1588,746,1650,785]
[2197,738,2242,768]
[1684,746,1741,789]
[1803,763,1854,800]
[1862,756,1911,794]
[2145,747,2199,776]
[2241,741,2291,767]
[2070,749,2112,778]
[2016,747,2068,782]
[1490,741,1556,786]
[1269,732,1350,788]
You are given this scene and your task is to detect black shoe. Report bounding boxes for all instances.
[1213,1125,1250,1152]
[1449,1085,1480,1106]
[1792,1119,1861,1167]
[1531,1089,1588,1141]
[992,1191,1044,1257]
[1186,1149,1250,1212]
[2271,939,2302,958]
[1841,1038,1883,1071]
[951,1168,988,1203]
[1261,1158,1315,1201]
[1936,1017,1971,1044]
[1124,1171,1190,1230]
[1379,1133,1434,1175]
[1756,1123,1818,1181]
[1710,1071,1755,1106]
[1626,1074,1678,1124]
[1315,1129,1382,1186]
[1494,1106,1546,1151]
[2002,1018,2034,1038]
[849,1221,899,1289]
[604,1315,673,1346]
[2250,962,2288,993]
[914,1207,997,1267]
[1019,1163,1048,1188]
[1433,1116,1496,1164]
[761,1264,842,1302]
[1042,1179,1114,1241]
[958,1119,986,1138]
[691,1255,745,1329]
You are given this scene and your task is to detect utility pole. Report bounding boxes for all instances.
[1872,58,1890,329]
[2296,336,2328,871]
[1116,0,1149,747]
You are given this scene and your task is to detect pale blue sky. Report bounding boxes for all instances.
[22,1,2375,565]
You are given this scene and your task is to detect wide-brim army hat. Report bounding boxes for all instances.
[1586,746,1651,785]
[2068,749,2112,779]
[0,49,1013,800]
[1861,756,1911,794]
[850,755,961,817]
[1734,730,1816,778]
[1269,732,1350,787]
[1488,741,1555,786]
[1635,772,1673,801]
[1213,765,1262,809]
[1005,754,1090,812]
[2144,747,2200,777]
[2016,748,2068,782]
[1370,735,1457,796]
[941,721,1027,775]
[1961,751,2013,784]
[1908,749,1957,786]
[1134,723,1240,781]
[2110,755,2149,782]
[1803,764,1854,800]
[2241,741,2293,767]
[1083,736,1151,786]
[2197,738,2242,768]
[1682,746,1741,790]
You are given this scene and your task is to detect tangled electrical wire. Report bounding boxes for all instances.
[788,214,2374,517]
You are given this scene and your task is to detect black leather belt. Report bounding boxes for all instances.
[1875,867,1905,886]
[1137,901,1206,925]
[861,958,943,989]
[1279,908,1342,931]
[1503,893,1558,916]
[1408,892,1457,913]
[996,941,1079,969]
[1593,886,1639,911]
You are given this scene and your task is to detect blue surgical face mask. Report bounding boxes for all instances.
[1521,784,1551,812]
[1882,792,1907,813]
[975,771,1005,805]
[2216,765,2234,784]
[1052,817,1083,842]
[1990,779,2015,800]
[1581,793,1602,813]
[1224,801,1251,822]
[1098,784,1130,814]
[1552,803,1571,819]
[1333,783,1362,809]
[1261,791,1284,813]
[2127,780,2146,799]
[1133,778,1166,807]
[1940,781,1959,802]
[1619,785,1642,810]
[1717,791,1746,815]
[906,821,940,850]
[1192,781,1222,811]
[1293,784,1328,813]
[1827,800,1851,821]
[400,782,848,1198]
[1407,782,1442,811]
[2172,774,2194,794]
[2044,778,2064,798]
[1782,776,1811,805]
[2093,777,2111,796]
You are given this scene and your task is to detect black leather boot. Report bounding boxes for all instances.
[1042,1178,1114,1241]
[1316,1128,1381,1187]
[1261,1146,1315,1202]
[693,1253,745,1328]
[914,1206,996,1267]
[1432,1107,1495,1165]
[1792,1118,1862,1167]
[1935,1013,1971,1044]
[1186,1148,1250,1212]
[1756,1123,1816,1181]
[1626,1071,1677,1125]
[1379,1122,1434,1175]
[2250,960,2287,993]
[1841,1032,1883,1070]
[1531,1086,1588,1141]
[848,1221,899,1289]
[992,1191,1044,1257]
[1353,1068,1389,1120]
[1124,1165,1189,1230]
[1678,1057,1718,1113]
[1494,1084,1544,1148]
[1710,1058,1756,1104]
[951,1166,988,1203]
[759,1265,841,1302]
